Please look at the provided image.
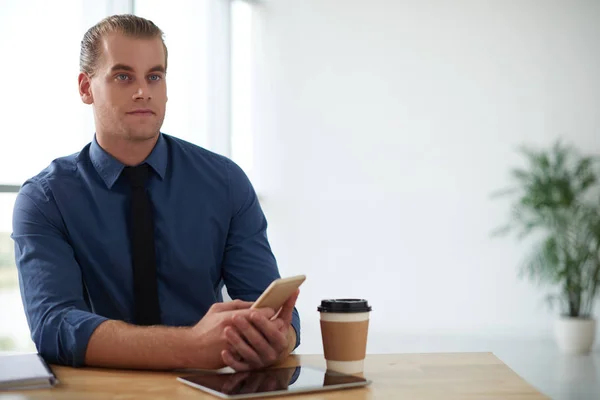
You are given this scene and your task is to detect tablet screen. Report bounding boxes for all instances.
[177,366,370,399]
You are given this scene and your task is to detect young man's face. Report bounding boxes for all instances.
[80,33,167,142]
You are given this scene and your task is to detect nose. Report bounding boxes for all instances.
[132,84,152,101]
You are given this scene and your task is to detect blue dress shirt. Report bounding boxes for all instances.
[11,133,300,367]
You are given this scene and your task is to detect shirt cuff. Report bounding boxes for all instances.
[58,310,109,367]
[290,308,301,351]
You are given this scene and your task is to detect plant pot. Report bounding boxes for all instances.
[554,317,596,355]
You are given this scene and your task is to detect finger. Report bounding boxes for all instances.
[234,315,280,365]
[222,349,252,372]
[274,318,286,332]
[225,325,264,368]
[227,345,243,362]
[278,289,299,326]
[216,299,254,312]
[230,307,276,323]
[250,312,288,355]
[221,307,275,330]
[249,306,277,320]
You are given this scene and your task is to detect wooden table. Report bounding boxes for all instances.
[0,353,547,399]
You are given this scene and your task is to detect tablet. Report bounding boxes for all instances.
[177,366,371,399]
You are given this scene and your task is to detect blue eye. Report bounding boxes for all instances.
[116,74,130,81]
[149,74,162,81]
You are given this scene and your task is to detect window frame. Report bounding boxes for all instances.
[0,186,20,194]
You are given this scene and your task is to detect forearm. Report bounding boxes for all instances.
[85,320,194,370]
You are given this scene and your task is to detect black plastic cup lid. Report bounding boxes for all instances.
[317,299,372,313]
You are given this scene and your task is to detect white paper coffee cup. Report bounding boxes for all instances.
[318,299,372,374]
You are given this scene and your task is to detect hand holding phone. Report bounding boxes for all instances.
[222,276,305,371]
[251,275,306,314]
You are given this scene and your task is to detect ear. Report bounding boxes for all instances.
[78,72,93,105]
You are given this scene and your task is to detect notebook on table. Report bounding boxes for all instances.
[0,353,58,391]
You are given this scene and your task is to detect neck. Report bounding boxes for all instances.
[96,133,159,166]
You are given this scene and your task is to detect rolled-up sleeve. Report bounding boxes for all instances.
[221,161,301,350]
[12,181,108,366]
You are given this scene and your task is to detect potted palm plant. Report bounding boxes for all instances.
[493,141,600,355]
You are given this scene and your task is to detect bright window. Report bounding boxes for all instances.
[0,2,94,186]
[134,0,211,147]
[231,0,254,178]
[0,193,28,352]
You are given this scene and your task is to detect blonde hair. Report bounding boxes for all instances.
[80,14,168,77]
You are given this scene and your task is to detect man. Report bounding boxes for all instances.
[11,14,300,371]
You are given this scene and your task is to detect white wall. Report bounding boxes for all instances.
[249,0,600,353]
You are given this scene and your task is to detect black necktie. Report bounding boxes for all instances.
[123,164,161,325]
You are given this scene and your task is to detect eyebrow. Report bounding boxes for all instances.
[110,64,166,74]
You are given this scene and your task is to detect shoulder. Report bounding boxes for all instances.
[163,133,248,183]
[164,134,230,166]
[163,134,254,211]
[15,147,87,217]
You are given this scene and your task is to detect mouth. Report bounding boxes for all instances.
[126,109,155,116]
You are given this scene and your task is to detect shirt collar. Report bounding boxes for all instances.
[90,133,168,189]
